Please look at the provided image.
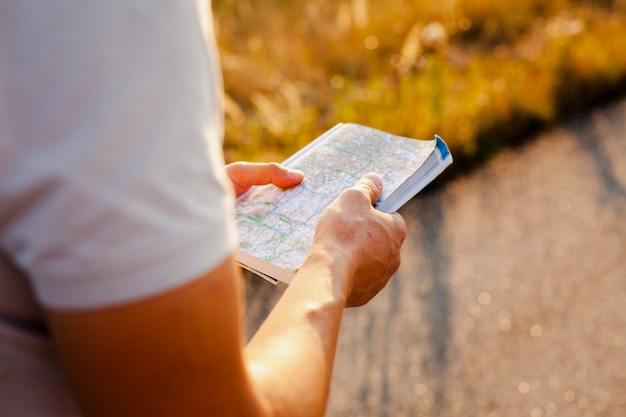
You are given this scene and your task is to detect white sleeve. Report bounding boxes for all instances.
[0,1,238,309]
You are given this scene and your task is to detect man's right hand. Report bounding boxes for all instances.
[306,173,407,307]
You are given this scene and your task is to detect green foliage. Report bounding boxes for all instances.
[214,0,626,171]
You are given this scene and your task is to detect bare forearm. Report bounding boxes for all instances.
[44,172,404,417]
[244,247,353,417]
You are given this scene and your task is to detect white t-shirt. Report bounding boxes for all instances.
[0,1,237,415]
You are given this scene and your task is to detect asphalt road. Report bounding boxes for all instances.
[244,97,626,417]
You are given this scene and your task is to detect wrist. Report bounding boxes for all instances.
[296,243,355,307]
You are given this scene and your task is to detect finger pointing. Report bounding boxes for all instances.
[352,172,383,205]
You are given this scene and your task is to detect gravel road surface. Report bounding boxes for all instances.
[245,97,626,417]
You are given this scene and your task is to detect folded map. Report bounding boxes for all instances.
[235,123,453,283]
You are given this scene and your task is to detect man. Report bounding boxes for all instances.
[0,2,406,416]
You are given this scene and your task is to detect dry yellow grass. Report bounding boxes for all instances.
[213,0,626,170]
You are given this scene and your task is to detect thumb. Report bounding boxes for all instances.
[353,173,383,205]
[225,162,304,197]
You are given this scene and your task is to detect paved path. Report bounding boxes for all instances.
[244,97,626,417]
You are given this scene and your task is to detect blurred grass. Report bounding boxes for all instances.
[214,0,626,174]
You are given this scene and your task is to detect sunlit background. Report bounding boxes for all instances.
[217,2,626,417]
[214,0,626,170]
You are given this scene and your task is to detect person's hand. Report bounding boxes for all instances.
[308,173,407,307]
[225,162,304,197]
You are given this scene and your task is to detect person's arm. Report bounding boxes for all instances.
[46,169,405,417]
[244,172,405,416]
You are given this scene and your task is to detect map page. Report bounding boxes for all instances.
[235,123,445,283]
